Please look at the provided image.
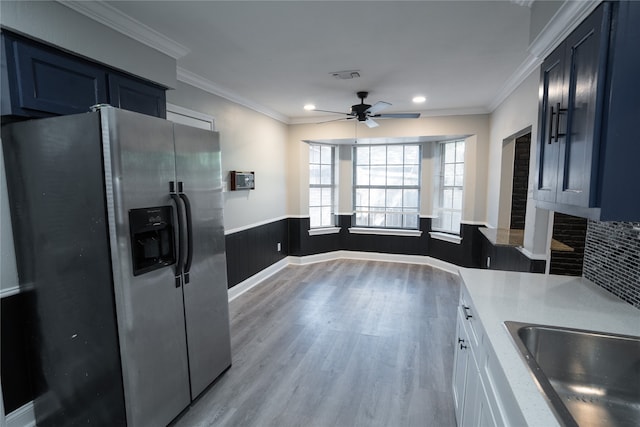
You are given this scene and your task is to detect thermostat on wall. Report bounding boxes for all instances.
[230,171,255,190]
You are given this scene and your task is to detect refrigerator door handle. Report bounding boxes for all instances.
[170,181,185,287]
[179,190,194,284]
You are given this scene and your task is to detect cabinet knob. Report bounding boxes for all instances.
[463,305,473,319]
[460,343,468,350]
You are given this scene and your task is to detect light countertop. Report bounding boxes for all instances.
[458,268,640,427]
[479,227,573,252]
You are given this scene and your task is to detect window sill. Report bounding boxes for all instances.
[308,227,341,236]
[348,227,422,237]
[429,232,462,244]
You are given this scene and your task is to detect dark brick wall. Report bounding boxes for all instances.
[550,212,587,276]
[509,134,530,230]
[583,221,640,308]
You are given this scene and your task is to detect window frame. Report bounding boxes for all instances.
[352,144,422,230]
[308,143,336,229]
[433,140,465,235]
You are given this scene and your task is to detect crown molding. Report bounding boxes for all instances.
[489,0,601,112]
[57,0,190,59]
[528,0,602,60]
[177,67,289,124]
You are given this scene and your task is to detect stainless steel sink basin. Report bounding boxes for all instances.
[505,321,640,427]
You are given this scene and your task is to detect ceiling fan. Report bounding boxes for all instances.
[313,91,421,128]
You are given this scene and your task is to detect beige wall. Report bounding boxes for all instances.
[167,82,289,232]
[488,70,549,256]
[287,114,490,224]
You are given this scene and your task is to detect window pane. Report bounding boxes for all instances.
[386,189,402,208]
[320,165,331,185]
[370,189,385,207]
[356,166,370,185]
[455,164,464,186]
[456,141,465,163]
[355,188,369,208]
[356,212,369,226]
[310,164,320,185]
[371,212,385,227]
[404,165,419,186]
[386,213,402,228]
[404,214,418,229]
[310,207,321,227]
[445,143,456,163]
[453,188,463,210]
[387,165,403,185]
[451,211,462,233]
[321,207,332,227]
[370,165,386,185]
[387,146,403,164]
[404,189,419,208]
[441,212,452,232]
[310,145,320,163]
[309,188,321,207]
[404,145,420,165]
[444,164,455,186]
[356,146,370,165]
[322,187,332,205]
[443,189,453,209]
[370,146,386,164]
[320,146,332,163]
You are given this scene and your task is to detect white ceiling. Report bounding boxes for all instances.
[98,1,534,123]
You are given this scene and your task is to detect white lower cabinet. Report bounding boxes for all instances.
[452,288,519,427]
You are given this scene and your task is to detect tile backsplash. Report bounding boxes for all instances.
[583,221,640,309]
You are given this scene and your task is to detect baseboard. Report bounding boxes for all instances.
[5,401,35,427]
[227,257,291,302]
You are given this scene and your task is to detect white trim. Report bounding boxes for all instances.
[227,257,291,302]
[528,0,602,60]
[6,401,35,427]
[224,216,289,235]
[460,220,491,227]
[429,232,463,244]
[348,227,422,237]
[177,68,289,124]
[0,285,21,298]
[166,103,216,131]
[308,227,341,236]
[516,246,547,261]
[56,1,190,59]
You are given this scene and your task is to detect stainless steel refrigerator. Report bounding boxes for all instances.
[2,106,231,426]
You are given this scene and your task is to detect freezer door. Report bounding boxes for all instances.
[174,123,232,398]
[101,108,191,427]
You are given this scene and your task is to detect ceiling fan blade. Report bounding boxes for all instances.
[372,113,421,119]
[365,101,392,115]
[364,118,379,128]
[312,108,351,115]
[315,117,354,125]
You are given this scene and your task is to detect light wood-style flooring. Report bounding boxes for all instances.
[173,259,461,427]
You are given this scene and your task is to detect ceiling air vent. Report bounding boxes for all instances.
[331,70,361,80]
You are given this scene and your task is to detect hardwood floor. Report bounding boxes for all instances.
[173,259,461,427]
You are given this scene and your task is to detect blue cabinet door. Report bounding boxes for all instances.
[557,3,610,207]
[5,35,108,116]
[108,73,166,119]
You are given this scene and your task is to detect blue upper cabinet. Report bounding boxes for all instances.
[1,31,166,119]
[108,73,167,119]
[535,1,640,221]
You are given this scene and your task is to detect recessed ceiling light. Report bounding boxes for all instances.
[304,104,316,111]
[412,96,426,104]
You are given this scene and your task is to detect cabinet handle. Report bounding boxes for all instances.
[458,338,465,344]
[463,305,473,320]
[460,343,468,350]
[549,104,555,144]
[554,102,568,142]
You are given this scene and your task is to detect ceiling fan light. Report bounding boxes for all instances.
[304,104,316,111]
[412,96,426,104]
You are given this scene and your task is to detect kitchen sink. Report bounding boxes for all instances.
[504,321,640,427]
